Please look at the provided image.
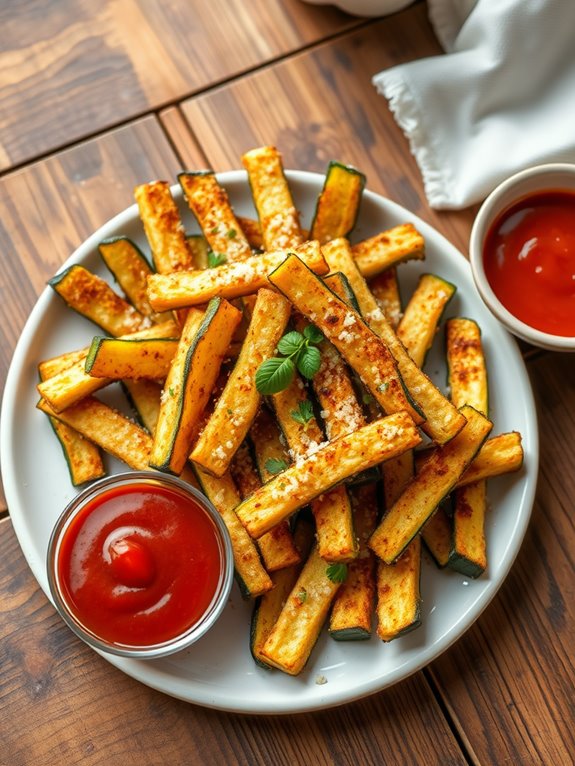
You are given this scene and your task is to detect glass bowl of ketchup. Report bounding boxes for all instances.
[47,471,234,659]
[469,163,575,351]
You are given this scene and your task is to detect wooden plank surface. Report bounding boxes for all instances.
[429,350,575,765]
[1,3,573,763]
[179,4,478,257]
[0,0,360,171]
[0,515,467,765]
[0,117,182,387]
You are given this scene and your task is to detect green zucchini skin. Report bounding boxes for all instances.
[149,298,222,474]
[447,548,485,579]
[99,235,152,271]
[310,161,366,243]
[330,626,371,642]
[45,407,106,486]
[445,318,489,579]
[49,264,145,336]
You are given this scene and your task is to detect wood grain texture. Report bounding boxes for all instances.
[180,4,477,257]
[159,107,209,169]
[0,117,181,389]
[0,0,360,170]
[429,351,575,765]
[0,516,468,766]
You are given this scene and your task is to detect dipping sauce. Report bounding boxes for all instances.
[483,190,575,336]
[53,478,227,650]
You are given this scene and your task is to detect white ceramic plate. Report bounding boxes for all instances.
[1,170,538,714]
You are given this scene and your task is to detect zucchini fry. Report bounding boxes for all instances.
[415,432,524,486]
[260,546,341,675]
[250,516,314,668]
[38,359,104,486]
[267,254,423,424]
[241,145,304,250]
[376,537,422,641]
[194,467,273,598]
[237,216,264,251]
[123,378,163,434]
[455,431,523,487]
[150,299,242,475]
[179,171,252,263]
[38,347,88,381]
[421,505,452,568]
[99,237,171,323]
[44,415,106,485]
[231,217,425,280]
[351,224,425,279]
[37,397,153,470]
[446,318,489,577]
[249,407,301,570]
[236,411,421,539]
[369,268,403,329]
[320,238,465,444]
[271,376,358,563]
[231,440,300,571]
[310,161,366,245]
[378,447,421,641]
[329,483,379,640]
[37,319,180,412]
[186,234,211,269]
[369,405,493,564]
[292,313,365,442]
[397,274,456,368]
[134,180,196,273]
[85,337,178,379]
[49,265,147,336]
[190,288,291,476]
[147,240,327,311]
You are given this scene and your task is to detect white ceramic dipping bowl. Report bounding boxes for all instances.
[469,163,575,352]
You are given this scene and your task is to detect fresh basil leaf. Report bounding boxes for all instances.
[255,357,296,394]
[290,400,314,425]
[326,563,348,583]
[303,324,323,344]
[265,457,288,475]
[297,345,321,379]
[277,331,304,357]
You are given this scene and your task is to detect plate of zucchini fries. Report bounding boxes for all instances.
[1,146,538,713]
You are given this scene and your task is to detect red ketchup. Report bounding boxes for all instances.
[483,190,575,336]
[57,483,223,647]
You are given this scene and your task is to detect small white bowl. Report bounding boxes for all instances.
[301,0,414,17]
[469,163,575,352]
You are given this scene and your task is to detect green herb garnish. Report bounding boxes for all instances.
[326,563,348,584]
[291,400,314,426]
[255,325,324,395]
[265,457,289,475]
[207,251,227,268]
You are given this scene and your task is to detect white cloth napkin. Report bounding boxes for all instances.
[373,0,575,209]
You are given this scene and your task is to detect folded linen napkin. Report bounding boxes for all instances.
[373,0,575,209]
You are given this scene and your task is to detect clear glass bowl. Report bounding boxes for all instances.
[47,471,234,659]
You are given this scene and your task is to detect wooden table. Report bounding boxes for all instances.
[1,2,573,764]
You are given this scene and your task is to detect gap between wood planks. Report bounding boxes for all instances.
[423,667,479,765]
